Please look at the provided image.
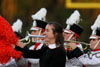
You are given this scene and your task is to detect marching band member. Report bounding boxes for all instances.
[14,22,66,67]
[27,8,47,67]
[12,19,28,67]
[29,20,47,51]
[67,14,100,67]
[27,20,47,67]
[64,10,84,67]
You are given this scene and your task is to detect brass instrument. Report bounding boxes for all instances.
[64,40,100,59]
[64,40,89,51]
[28,34,45,38]
[19,34,46,45]
[19,36,31,45]
[64,40,89,45]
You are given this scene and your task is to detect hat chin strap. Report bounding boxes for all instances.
[93,40,100,50]
[67,33,74,41]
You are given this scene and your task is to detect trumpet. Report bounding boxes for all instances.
[28,34,45,38]
[64,40,89,50]
[19,34,46,45]
[19,36,31,45]
[64,40,89,45]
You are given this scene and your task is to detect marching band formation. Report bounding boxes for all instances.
[0,8,100,67]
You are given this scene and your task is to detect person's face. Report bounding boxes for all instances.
[31,30,40,35]
[89,35,100,50]
[31,27,43,42]
[44,24,57,44]
[90,39,99,50]
[31,27,42,35]
[64,30,76,41]
[64,33,72,40]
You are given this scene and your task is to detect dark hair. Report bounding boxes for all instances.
[48,22,64,47]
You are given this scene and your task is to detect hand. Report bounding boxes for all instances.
[17,41,25,48]
[67,42,77,50]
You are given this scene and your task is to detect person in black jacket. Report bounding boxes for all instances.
[14,22,66,67]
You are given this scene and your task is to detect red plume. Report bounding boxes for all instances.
[0,16,22,64]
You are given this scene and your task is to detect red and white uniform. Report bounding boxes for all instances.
[78,49,100,67]
[27,43,43,67]
[65,43,84,67]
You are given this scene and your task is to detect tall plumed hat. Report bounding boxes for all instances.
[90,14,100,39]
[64,10,83,38]
[30,8,47,31]
[12,19,23,33]
[12,19,23,39]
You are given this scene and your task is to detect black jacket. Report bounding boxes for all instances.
[15,46,66,67]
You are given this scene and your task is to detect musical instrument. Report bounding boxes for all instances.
[64,40,89,51]
[19,34,45,45]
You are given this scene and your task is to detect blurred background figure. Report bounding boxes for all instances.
[64,10,84,67]
[27,8,47,67]
[12,19,27,67]
[66,14,100,67]
[64,10,84,51]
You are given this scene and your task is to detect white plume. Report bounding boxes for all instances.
[91,14,100,35]
[30,20,38,30]
[66,10,80,29]
[32,8,47,21]
[12,19,23,33]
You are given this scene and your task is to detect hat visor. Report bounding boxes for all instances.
[89,36,98,39]
[64,30,71,33]
[30,28,39,30]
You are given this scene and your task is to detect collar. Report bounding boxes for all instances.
[48,44,56,49]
